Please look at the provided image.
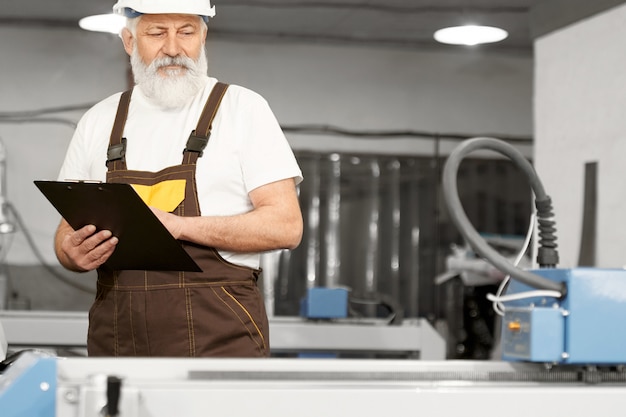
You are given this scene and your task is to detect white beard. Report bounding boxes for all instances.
[131,47,209,109]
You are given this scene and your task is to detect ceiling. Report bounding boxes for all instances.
[0,0,622,54]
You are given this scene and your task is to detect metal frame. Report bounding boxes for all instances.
[0,311,446,359]
[53,356,626,417]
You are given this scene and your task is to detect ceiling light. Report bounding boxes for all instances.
[79,14,125,34]
[434,25,508,46]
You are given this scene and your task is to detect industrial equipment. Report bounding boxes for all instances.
[299,287,349,319]
[442,137,626,365]
[2,137,626,416]
[2,350,626,417]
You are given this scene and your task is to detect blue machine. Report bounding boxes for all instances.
[300,287,349,319]
[501,268,626,365]
[0,352,57,417]
[442,137,626,367]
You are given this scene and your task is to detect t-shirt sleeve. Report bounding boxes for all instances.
[57,93,120,183]
[238,91,303,192]
[57,120,91,182]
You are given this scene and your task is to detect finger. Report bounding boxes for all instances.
[81,230,115,252]
[85,236,119,265]
[78,235,119,270]
[68,224,97,246]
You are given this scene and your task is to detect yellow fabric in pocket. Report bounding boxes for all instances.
[131,179,186,213]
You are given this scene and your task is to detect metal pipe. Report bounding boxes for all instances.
[305,156,321,288]
[388,159,401,299]
[364,159,381,293]
[260,251,281,318]
[324,153,341,287]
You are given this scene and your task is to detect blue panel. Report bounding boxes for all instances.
[560,268,626,364]
[502,307,564,362]
[300,287,349,319]
[0,353,57,417]
[501,268,626,365]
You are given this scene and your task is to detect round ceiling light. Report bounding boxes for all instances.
[79,14,126,34]
[434,25,508,46]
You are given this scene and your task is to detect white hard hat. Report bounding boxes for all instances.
[113,0,216,20]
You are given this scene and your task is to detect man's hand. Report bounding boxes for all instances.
[54,221,119,272]
[150,207,184,239]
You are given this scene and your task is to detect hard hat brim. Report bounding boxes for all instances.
[116,7,212,23]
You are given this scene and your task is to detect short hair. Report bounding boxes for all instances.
[125,16,140,36]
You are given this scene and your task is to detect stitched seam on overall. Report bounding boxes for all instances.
[129,292,137,356]
[114,289,119,356]
[204,93,224,135]
[211,287,262,353]
[119,92,130,140]
[96,280,254,290]
[115,167,196,183]
[173,189,185,291]
[185,288,196,357]
[188,168,201,215]
[218,286,265,351]
[143,294,152,355]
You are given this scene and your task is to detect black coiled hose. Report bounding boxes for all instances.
[535,197,559,267]
[442,137,565,295]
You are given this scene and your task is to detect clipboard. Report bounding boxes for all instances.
[34,180,202,272]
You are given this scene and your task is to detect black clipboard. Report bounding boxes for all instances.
[35,180,202,272]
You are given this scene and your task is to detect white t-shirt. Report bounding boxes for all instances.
[58,77,303,269]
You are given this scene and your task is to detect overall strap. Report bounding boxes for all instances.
[183,82,229,164]
[106,89,133,171]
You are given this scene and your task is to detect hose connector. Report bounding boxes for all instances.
[535,196,559,267]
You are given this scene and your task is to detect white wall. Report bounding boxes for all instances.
[534,4,626,268]
[0,25,533,266]
[0,27,128,267]
[208,39,534,155]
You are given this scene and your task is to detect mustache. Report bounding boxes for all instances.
[150,56,198,74]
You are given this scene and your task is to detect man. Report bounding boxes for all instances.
[54,0,303,357]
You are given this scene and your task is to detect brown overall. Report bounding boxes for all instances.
[87,83,270,357]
